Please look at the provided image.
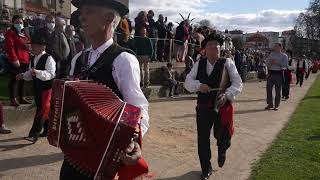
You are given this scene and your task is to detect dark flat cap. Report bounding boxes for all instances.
[71,0,129,17]
[201,33,224,48]
[30,34,47,45]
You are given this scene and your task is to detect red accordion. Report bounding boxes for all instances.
[48,80,142,179]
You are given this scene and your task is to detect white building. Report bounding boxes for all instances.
[245,32,280,48]
[0,0,72,19]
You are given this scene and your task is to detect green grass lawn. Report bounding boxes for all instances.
[250,77,320,180]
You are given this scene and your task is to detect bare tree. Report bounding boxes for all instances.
[232,37,245,50]
[199,19,211,27]
[293,0,320,57]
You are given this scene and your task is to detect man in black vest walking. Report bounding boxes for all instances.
[63,0,150,179]
[185,33,243,180]
[16,35,56,143]
[296,55,308,87]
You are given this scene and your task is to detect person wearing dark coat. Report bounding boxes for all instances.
[156,14,167,62]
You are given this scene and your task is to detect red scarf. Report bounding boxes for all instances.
[116,126,150,180]
[214,103,234,140]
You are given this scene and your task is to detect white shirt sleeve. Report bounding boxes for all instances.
[184,61,201,93]
[69,51,83,76]
[225,58,243,102]
[112,52,150,137]
[23,63,33,81]
[35,56,56,81]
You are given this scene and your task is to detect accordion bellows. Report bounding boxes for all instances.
[48,80,141,179]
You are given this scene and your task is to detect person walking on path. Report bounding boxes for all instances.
[296,55,308,87]
[282,51,293,100]
[16,35,56,143]
[265,43,288,111]
[185,33,242,180]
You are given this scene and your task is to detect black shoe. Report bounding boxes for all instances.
[201,167,213,180]
[10,98,20,107]
[285,96,289,100]
[19,97,32,104]
[265,105,273,110]
[39,121,48,137]
[24,136,39,144]
[39,131,48,137]
[274,106,279,111]
[218,149,226,168]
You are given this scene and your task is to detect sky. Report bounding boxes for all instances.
[129,0,310,33]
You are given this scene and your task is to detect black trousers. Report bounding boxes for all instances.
[60,159,93,180]
[196,107,218,174]
[266,72,283,107]
[56,60,70,79]
[282,74,291,97]
[296,72,304,87]
[165,79,179,96]
[8,63,28,100]
[157,40,165,62]
[28,89,46,137]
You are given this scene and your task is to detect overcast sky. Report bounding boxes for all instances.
[129,0,310,33]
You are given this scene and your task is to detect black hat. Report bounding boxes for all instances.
[70,9,81,28]
[71,0,129,17]
[201,33,224,48]
[30,34,46,45]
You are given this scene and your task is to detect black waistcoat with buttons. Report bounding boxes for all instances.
[196,57,227,105]
[31,53,53,91]
[73,43,135,100]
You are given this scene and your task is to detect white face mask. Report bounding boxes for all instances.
[72,31,76,36]
[63,25,66,32]
[46,23,55,31]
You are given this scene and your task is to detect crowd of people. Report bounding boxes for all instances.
[0,1,319,180]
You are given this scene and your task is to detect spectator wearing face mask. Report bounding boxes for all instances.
[37,15,56,55]
[5,14,31,106]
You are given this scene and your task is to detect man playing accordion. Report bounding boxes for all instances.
[58,0,150,179]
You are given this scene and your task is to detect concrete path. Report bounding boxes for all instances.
[0,74,318,180]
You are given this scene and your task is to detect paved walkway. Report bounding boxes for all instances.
[0,74,318,180]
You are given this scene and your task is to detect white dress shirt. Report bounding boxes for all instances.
[184,58,243,102]
[70,38,150,136]
[296,59,309,71]
[23,51,56,81]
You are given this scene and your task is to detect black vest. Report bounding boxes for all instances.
[31,53,53,91]
[196,58,227,105]
[296,60,306,72]
[73,43,135,100]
